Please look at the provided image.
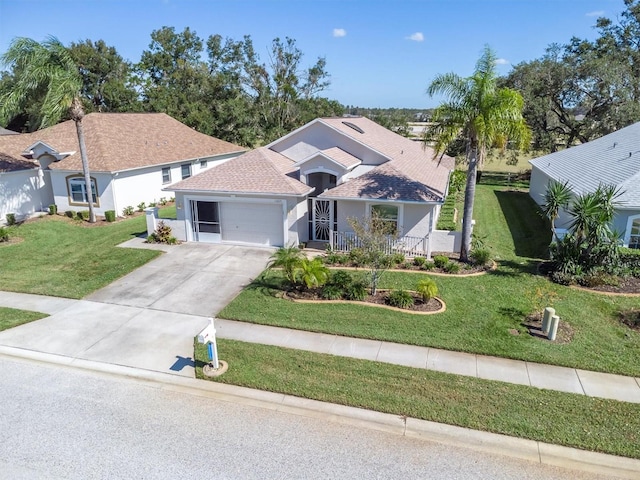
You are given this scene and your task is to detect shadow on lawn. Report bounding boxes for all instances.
[491,259,544,277]
[493,190,551,260]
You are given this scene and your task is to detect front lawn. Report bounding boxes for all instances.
[0,214,163,298]
[0,307,47,331]
[196,339,640,459]
[219,184,640,376]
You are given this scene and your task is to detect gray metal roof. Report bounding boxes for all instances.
[529,122,640,208]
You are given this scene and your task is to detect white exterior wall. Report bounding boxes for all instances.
[50,171,115,215]
[335,200,365,232]
[173,191,305,246]
[0,170,45,220]
[403,204,434,237]
[431,230,462,253]
[528,165,550,208]
[272,122,388,166]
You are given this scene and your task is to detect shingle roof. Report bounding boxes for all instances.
[168,147,312,196]
[317,117,453,202]
[319,147,361,169]
[530,122,640,208]
[0,113,244,173]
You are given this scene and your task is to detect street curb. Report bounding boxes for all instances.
[1,345,639,479]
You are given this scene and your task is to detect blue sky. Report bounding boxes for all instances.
[0,0,628,108]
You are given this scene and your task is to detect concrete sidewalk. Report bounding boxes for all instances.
[1,290,638,403]
[214,319,640,403]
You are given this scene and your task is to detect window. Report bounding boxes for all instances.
[630,219,640,249]
[181,164,192,180]
[162,167,171,184]
[200,159,208,169]
[67,176,98,206]
[371,204,399,235]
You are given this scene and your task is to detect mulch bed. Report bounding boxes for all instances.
[620,310,640,333]
[538,261,640,295]
[286,288,443,313]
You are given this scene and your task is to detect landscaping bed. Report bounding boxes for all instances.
[285,288,444,314]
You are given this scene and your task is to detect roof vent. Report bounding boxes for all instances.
[342,121,364,134]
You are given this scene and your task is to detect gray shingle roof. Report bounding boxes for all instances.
[529,122,640,208]
[168,147,312,196]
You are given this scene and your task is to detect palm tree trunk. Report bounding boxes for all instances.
[75,118,96,223]
[460,148,478,262]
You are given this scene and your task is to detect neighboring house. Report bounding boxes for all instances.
[0,113,245,221]
[162,116,456,255]
[529,121,640,249]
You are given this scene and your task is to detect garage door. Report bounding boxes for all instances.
[220,202,284,246]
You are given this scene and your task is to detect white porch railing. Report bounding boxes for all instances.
[331,231,432,258]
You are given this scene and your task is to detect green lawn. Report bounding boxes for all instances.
[219,184,640,376]
[0,214,162,298]
[0,307,47,331]
[196,339,640,459]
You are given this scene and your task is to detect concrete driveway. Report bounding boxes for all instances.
[86,242,273,316]
[0,242,273,376]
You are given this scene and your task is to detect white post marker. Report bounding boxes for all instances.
[197,317,220,370]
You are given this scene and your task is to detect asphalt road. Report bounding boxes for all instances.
[0,356,618,480]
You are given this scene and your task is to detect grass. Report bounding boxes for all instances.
[196,339,640,459]
[0,213,168,299]
[219,184,640,376]
[0,307,47,331]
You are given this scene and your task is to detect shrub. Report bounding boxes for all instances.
[159,197,168,206]
[149,201,157,207]
[147,221,177,244]
[65,210,75,219]
[416,279,438,302]
[297,258,330,289]
[469,247,492,266]
[122,206,134,216]
[105,210,116,222]
[402,261,414,270]
[387,289,415,309]
[324,251,346,265]
[48,204,57,215]
[433,255,449,269]
[413,256,426,267]
[343,279,367,301]
[348,248,367,267]
[137,202,146,212]
[0,227,9,242]
[327,270,354,291]
[321,284,343,300]
[390,253,405,265]
[76,210,90,221]
[444,262,461,274]
[551,270,575,286]
[5,213,16,225]
[268,246,305,285]
[421,261,435,271]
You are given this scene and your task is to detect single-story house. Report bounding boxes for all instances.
[161,116,456,255]
[529,121,640,249]
[0,113,245,221]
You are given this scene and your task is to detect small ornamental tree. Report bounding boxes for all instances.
[347,211,396,295]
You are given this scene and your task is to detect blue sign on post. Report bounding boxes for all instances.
[207,342,214,361]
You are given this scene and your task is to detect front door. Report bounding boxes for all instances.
[191,200,221,243]
[312,199,333,241]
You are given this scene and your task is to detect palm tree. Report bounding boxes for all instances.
[297,258,329,289]
[0,36,96,222]
[541,180,573,242]
[426,46,530,261]
[267,246,305,285]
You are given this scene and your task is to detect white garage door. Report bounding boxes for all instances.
[220,202,284,246]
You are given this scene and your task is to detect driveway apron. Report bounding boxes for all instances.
[0,243,272,377]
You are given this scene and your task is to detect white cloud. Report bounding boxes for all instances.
[333,28,347,38]
[586,10,605,17]
[495,58,510,65]
[406,32,424,42]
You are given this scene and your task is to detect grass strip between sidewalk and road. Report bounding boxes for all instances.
[195,339,640,460]
[0,307,47,331]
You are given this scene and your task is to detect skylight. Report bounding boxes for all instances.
[342,121,364,134]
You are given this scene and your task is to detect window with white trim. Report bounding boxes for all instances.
[181,163,192,180]
[67,177,98,205]
[162,167,171,184]
[630,218,640,249]
[371,204,399,235]
[200,159,208,168]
